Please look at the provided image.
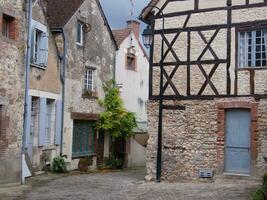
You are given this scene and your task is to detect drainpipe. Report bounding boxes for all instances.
[22,0,32,184]
[51,28,67,156]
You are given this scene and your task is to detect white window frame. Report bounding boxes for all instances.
[84,68,95,92]
[76,21,84,46]
[238,29,267,68]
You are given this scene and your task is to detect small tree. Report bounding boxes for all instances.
[97,80,137,158]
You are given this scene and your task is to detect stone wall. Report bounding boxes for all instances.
[62,0,116,167]
[0,0,26,184]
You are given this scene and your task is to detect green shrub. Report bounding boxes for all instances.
[252,189,264,200]
[105,157,123,169]
[52,156,67,173]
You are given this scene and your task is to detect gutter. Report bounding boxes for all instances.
[22,0,32,185]
[51,28,67,156]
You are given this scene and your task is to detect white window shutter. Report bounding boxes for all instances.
[38,97,46,147]
[55,100,62,145]
[38,32,49,66]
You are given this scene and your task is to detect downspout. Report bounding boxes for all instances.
[51,28,67,156]
[22,0,32,184]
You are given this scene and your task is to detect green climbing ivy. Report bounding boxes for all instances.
[97,80,137,139]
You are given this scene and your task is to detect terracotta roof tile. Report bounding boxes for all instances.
[112,28,131,46]
[112,28,148,60]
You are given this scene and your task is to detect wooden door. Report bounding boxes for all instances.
[225,109,251,174]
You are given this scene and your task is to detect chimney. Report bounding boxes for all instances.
[127,20,140,41]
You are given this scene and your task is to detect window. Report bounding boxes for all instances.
[126,53,136,70]
[30,97,39,140]
[45,99,55,147]
[84,68,94,91]
[238,29,267,68]
[31,20,48,67]
[2,14,17,40]
[72,120,95,158]
[76,21,84,46]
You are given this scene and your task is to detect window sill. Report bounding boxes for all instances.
[82,91,98,99]
[30,63,47,70]
[76,42,84,47]
[72,152,95,159]
[236,67,267,71]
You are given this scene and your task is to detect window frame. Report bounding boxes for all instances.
[84,67,95,92]
[236,23,267,70]
[31,20,48,68]
[125,53,137,71]
[76,21,84,46]
[44,99,55,147]
[72,120,95,158]
[2,14,16,40]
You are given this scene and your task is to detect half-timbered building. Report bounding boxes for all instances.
[140,0,267,181]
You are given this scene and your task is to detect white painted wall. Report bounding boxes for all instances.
[115,33,149,122]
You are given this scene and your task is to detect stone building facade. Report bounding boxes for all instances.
[0,0,26,184]
[141,0,267,181]
[45,0,117,169]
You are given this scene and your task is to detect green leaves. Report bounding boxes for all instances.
[97,80,137,139]
[52,156,67,173]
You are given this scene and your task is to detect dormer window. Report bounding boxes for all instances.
[126,53,136,71]
[76,21,84,46]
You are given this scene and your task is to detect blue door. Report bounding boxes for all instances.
[225,109,251,174]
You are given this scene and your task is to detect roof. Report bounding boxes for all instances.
[44,0,118,49]
[45,0,85,27]
[112,28,148,60]
[139,0,160,23]
[112,28,131,46]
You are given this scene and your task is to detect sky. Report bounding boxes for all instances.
[99,0,150,30]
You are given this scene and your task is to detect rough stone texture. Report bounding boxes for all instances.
[61,0,117,167]
[0,169,260,200]
[147,0,267,181]
[0,0,26,184]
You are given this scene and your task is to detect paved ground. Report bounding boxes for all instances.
[0,169,261,200]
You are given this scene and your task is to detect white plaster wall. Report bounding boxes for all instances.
[128,137,146,167]
[115,34,149,122]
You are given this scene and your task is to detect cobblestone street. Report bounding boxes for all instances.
[0,169,260,200]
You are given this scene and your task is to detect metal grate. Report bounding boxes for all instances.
[199,169,213,178]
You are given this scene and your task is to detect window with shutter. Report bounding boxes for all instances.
[72,120,95,158]
[31,20,48,68]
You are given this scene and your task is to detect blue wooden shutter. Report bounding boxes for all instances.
[38,97,46,146]
[30,22,36,63]
[38,32,48,66]
[55,100,62,145]
[25,96,32,149]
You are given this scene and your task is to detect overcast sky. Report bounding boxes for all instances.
[99,0,149,30]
